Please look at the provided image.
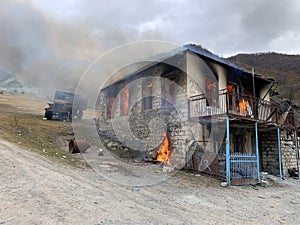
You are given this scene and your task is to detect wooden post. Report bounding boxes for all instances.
[226,116,230,185]
[252,67,256,119]
[255,122,260,182]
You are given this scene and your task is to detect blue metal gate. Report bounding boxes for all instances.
[230,153,258,179]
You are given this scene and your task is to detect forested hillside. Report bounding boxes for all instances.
[227,53,300,107]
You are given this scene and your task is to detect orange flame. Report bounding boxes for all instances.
[156,132,172,164]
[107,97,114,118]
[122,87,129,115]
[206,79,216,91]
[239,98,249,115]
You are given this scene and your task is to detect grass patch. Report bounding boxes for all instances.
[0,105,88,168]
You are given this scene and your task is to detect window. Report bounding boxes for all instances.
[120,87,129,116]
[228,83,237,110]
[234,135,245,153]
[142,80,153,111]
[162,77,176,108]
[106,96,114,119]
[205,78,218,106]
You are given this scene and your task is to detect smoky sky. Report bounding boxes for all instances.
[0,0,300,90]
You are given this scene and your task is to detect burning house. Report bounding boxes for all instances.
[96,44,299,185]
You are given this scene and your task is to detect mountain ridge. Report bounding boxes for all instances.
[227,52,300,106]
[227,52,300,125]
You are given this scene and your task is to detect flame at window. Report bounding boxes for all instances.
[206,78,218,106]
[107,96,114,119]
[121,87,129,115]
[239,98,249,115]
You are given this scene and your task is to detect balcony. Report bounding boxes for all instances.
[188,89,295,128]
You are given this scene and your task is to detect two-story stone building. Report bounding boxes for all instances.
[95,44,299,185]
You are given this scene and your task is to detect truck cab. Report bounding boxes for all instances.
[44,90,87,121]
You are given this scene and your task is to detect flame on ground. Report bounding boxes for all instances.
[156,132,172,165]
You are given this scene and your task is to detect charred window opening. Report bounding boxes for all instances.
[228,83,238,111]
[142,80,153,111]
[106,96,114,119]
[162,76,176,108]
[105,86,118,119]
[205,78,218,106]
[234,134,245,153]
[232,126,255,154]
[120,86,129,116]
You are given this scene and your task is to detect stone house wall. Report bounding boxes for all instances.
[96,57,194,168]
[281,131,298,176]
[260,129,298,176]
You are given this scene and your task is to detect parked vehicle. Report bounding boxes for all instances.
[44,90,87,121]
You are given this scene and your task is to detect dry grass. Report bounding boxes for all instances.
[0,93,88,167]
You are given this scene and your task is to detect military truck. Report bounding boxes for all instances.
[44,90,87,121]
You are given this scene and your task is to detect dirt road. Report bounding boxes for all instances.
[1,139,300,224]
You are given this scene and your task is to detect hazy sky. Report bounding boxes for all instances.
[1,0,300,88]
[31,0,300,56]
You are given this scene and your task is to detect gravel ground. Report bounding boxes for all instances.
[1,138,300,225]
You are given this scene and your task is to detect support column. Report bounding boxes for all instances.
[226,116,230,185]
[277,127,283,178]
[255,122,260,182]
[294,130,300,179]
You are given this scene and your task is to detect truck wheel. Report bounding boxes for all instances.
[45,110,53,120]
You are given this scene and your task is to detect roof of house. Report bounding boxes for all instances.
[102,44,274,89]
[183,44,274,83]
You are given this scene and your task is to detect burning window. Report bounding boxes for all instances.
[142,81,153,111]
[228,83,254,117]
[206,78,218,106]
[120,87,129,116]
[239,98,248,115]
[228,83,237,110]
[238,98,253,117]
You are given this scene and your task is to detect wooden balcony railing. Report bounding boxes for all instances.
[189,89,295,128]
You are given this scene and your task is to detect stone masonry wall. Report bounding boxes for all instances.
[281,132,298,176]
[259,130,280,175]
[96,64,192,169]
[260,129,297,176]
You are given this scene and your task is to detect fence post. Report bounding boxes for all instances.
[294,130,300,179]
[277,127,283,178]
[255,122,260,182]
[226,116,230,185]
